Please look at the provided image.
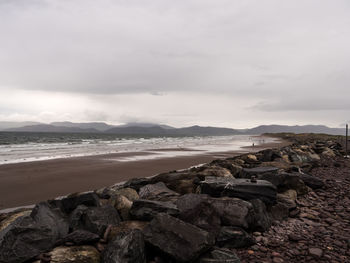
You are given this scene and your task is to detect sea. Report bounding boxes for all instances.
[0,132,275,165]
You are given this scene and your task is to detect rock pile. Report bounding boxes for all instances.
[0,135,349,263]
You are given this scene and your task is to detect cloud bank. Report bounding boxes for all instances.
[0,0,349,127]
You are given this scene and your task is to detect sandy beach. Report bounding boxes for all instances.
[0,139,287,209]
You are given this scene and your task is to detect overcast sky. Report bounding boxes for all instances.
[0,0,349,128]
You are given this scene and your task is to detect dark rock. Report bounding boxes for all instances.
[200,248,241,263]
[51,192,100,214]
[108,221,148,242]
[195,165,233,179]
[143,213,214,262]
[210,159,243,177]
[0,210,31,232]
[210,197,253,229]
[259,149,282,162]
[139,182,179,201]
[0,202,69,263]
[69,205,89,231]
[289,152,312,163]
[200,176,277,205]
[260,173,308,195]
[201,177,276,204]
[150,171,198,194]
[176,194,221,234]
[101,187,139,201]
[250,199,271,231]
[216,226,255,248]
[299,173,324,189]
[276,190,297,210]
[112,194,133,220]
[241,166,279,178]
[102,229,146,263]
[130,199,179,221]
[36,245,100,263]
[123,177,152,191]
[30,202,69,238]
[57,230,100,246]
[70,205,120,236]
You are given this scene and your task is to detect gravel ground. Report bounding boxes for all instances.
[234,156,350,263]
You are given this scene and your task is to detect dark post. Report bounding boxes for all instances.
[346,124,348,157]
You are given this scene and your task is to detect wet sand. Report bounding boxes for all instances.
[0,139,288,209]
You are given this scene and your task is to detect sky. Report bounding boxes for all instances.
[0,0,349,128]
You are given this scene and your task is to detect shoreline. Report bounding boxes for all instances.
[0,138,288,209]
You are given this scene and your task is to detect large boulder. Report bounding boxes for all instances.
[276,190,297,210]
[216,226,255,248]
[113,195,133,221]
[50,192,100,214]
[249,199,271,232]
[195,165,233,179]
[102,229,146,263]
[299,174,324,189]
[69,205,120,236]
[56,230,100,246]
[143,213,214,262]
[0,209,31,232]
[139,182,180,201]
[150,171,198,194]
[209,159,243,177]
[240,166,279,179]
[99,187,139,201]
[210,197,254,229]
[33,245,100,263]
[200,177,277,205]
[113,187,139,201]
[259,173,308,195]
[176,194,221,234]
[0,202,69,263]
[129,199,179,221]
[108,221,148,242]
[177,194,254,230]
[258,149,282,162]
[123,177,152,191]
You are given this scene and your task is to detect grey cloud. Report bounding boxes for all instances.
[0,0,349,98]
[252,99,350,112]
[0,0,350,127]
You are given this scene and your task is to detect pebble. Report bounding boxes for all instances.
[308,247,323,258]
[272,257,284,263]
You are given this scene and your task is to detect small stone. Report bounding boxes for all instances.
[308,247,323,258]
[247,250,254,255]
[272,257,284,263]
[253,232,261,236]
[288,234,302,242]
[272,252,281,257]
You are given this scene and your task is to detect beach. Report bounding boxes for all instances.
[0,138,286,209]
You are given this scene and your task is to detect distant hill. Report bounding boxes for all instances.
[117,122,175,130]
[0,121,42,131]
[176,125,242,136]
[6,124,100,133]
[246,125,344,136]
[50,121,115,131]
[2,122,346,136]
[105,125,241,136]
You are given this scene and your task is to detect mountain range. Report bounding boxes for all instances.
[0,121,346,136]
